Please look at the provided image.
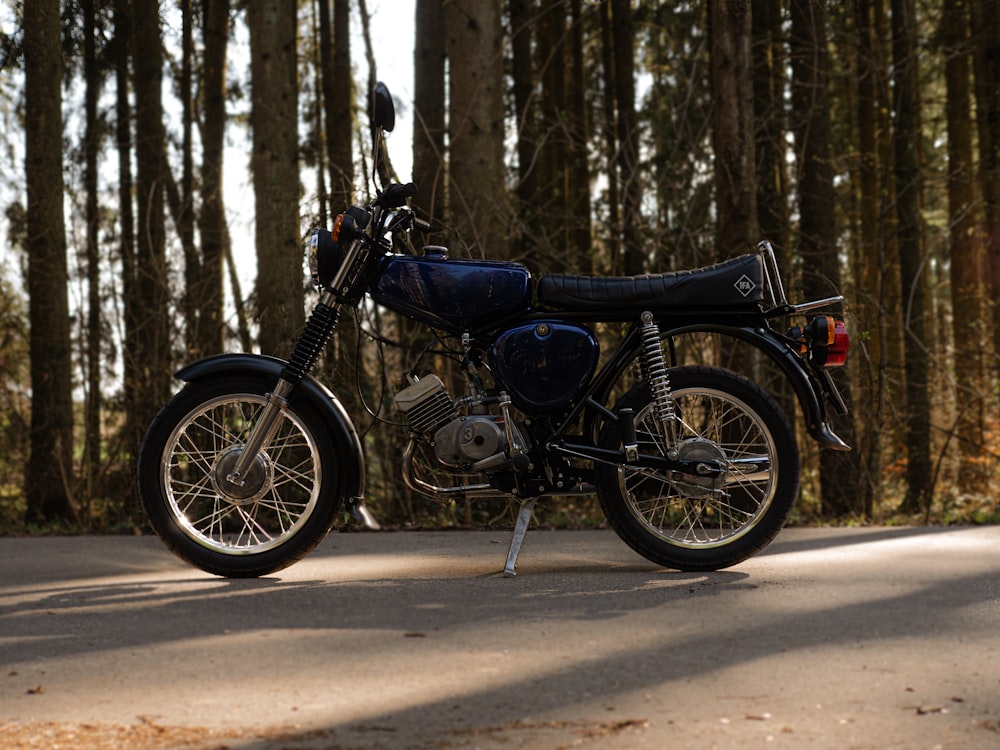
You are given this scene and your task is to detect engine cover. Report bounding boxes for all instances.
[433,416,507,467]
[489,322,599,413]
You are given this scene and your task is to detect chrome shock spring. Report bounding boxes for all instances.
[639,311,677,447]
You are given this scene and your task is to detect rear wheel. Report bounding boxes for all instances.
[138,376,344,577]
[595,366,799,571]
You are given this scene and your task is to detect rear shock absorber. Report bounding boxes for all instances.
[639,311,677,448]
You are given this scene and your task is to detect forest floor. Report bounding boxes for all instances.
[1,527,998,749]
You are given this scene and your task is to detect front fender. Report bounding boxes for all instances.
[175,353,366,499]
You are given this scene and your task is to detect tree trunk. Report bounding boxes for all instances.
[249,0,304,357]
[890,0,933,513]
[970,0,1000,374]
[23,0,75,524]
[321,0,353,214]
[537,0,569,268]
[444,0,507,259]
[132,0,172,444]
[790,0,862,518]
[611,0,644,275]
[942,0,986,488]
[413,0,446,231]
[82,0,103,513]
[509,0,538,253]
[179,0,199,358]
[566,0,591,268]
[114,0,140,521]
[599,0,620,273]
[198,0,229,356]
[853,0,887,515]
[751,0,788,259]
[710,0,757,257]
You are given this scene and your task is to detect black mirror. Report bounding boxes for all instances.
[372,81,395,133]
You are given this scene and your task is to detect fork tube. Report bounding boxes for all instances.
[226,382,292,485]
[227,298,344,485]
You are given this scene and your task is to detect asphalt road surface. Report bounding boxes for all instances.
[1,526,998,749]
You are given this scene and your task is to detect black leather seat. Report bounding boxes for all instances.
[535,253,764,312]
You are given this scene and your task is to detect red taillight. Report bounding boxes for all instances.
[797,315,849,368]
[825,319,849,367]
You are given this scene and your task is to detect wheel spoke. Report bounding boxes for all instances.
[161,392,321,555]
[616,383,779,548]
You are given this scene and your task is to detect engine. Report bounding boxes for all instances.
[393,374,510,468]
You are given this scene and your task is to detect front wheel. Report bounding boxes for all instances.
[138,375,345,577]
[595,366,800,571]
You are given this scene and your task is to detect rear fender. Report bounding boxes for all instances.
[175,353,366,499]
[588,324,849,451]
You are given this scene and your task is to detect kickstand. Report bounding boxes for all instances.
[503,497,538,577]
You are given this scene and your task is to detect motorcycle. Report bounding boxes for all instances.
[137,82,850,578]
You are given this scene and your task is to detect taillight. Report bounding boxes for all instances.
[795,315,849,368]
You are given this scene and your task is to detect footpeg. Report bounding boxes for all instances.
[346,497,381,530]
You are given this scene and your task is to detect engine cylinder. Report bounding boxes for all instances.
[393,375,456,434]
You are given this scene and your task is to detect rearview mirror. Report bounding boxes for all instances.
[372,82,395,133]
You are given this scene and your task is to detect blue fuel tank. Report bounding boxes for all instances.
[372,254,532,331]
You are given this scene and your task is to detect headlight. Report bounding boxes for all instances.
[309,227,342,288]
[309,207,370,288]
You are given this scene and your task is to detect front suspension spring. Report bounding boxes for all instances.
[639,311,676,447]
[280,303,341,384]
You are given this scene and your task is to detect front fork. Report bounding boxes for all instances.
[226,292,342,486]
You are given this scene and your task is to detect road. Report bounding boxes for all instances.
[1,526,998,749]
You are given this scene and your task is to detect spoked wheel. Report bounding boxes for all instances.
[138,376,344,577]
[595,365,799,571]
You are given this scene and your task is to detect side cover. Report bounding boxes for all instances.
[489,322,599,412]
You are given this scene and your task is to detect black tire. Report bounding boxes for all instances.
[137,375,345,577]
[595,365,799,571]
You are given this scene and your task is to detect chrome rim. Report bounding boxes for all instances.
[619,386,777,548]
[161,393,322,555]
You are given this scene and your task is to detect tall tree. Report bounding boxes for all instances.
[566,0,591,266]
[114,0,140,511]
[197,0,230,357]
[970,0,1000,368]
[23,0,75,523]
[790,0,862,517]
[509,0,539,252]
[853,0,893,514]
[942,0,986,486]
[413,0,446,228]
[536,0,569,267]
[249,0,304,356]
[82,0,104,506]
[320,0,353,214]
[179,0,198,357]
[890,0,933,512]
[751,0,788,258]
[611,0,644,274]
[710,0,757,257]
[598,0,621,271]
[443,0,506,259]
[132,0,171,454]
